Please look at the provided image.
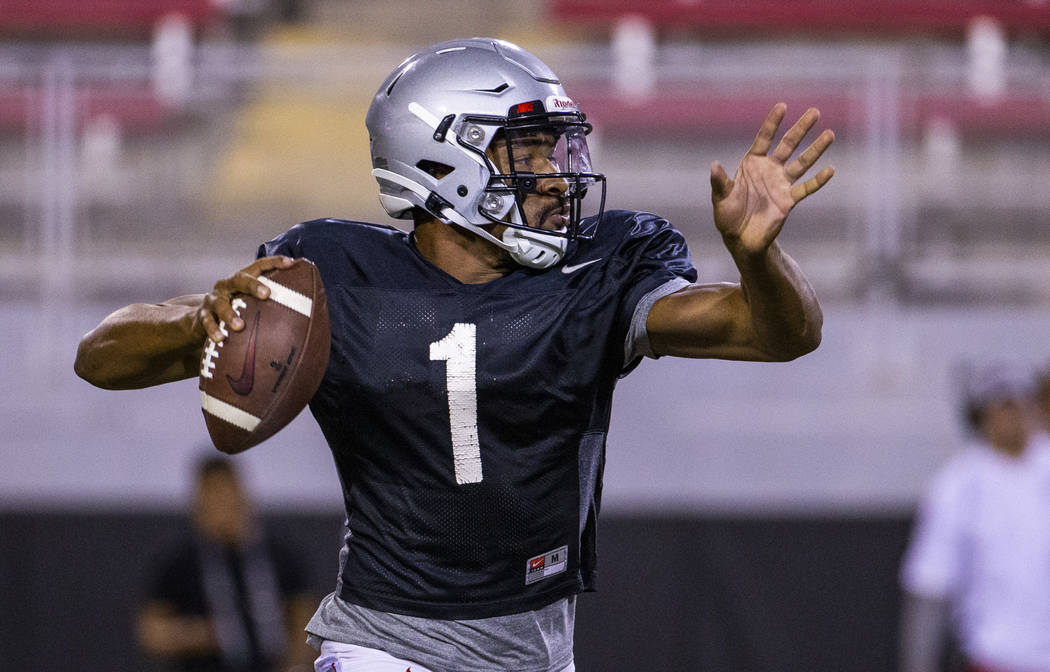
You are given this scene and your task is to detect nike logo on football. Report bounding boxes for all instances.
[226,310,260,396]
[561,258,601,274]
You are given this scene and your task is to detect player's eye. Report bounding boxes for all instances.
[513,150,558,170]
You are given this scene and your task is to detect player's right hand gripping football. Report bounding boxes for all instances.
[196,256,295,343]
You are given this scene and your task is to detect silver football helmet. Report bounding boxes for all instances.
[366,38,606,269]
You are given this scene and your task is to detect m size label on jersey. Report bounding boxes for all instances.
[525,545,568,585]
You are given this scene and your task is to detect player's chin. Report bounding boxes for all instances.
[546,213,569,231]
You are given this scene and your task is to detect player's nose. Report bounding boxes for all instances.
[537,171,568,196]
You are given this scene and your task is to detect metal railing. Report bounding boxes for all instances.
[1,37,1048,304]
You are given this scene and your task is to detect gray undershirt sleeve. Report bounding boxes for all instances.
[624,276,692,366]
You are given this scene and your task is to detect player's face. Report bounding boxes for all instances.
[487,129,570,232]
[979,398,1032,456]
[193,472,251,544]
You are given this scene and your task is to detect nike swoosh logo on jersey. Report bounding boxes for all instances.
[560,258,602,274]
[226,310,260,396]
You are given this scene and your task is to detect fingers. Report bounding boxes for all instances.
[201,286,245,342]
[789,165,835,204]
[201,255,294,342]
[199,305,228,343]
[251,254,295,273]
[751,104,834,175]
[233,255,295,300]
[709,161,732,202]
[747,102,787,156]
[773,107,821,163]
[785,129,835,181]
[245,255,294,296]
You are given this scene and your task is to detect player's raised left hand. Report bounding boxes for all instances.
[711,103,834,256]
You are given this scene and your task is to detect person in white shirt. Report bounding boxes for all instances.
[899,363,1050,672]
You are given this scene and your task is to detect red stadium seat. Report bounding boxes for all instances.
[550,0,1050,38]
[0,83,170,133]
[0,0,218,39]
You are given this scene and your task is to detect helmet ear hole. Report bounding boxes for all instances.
[416,160,455,179]
[480,192,507,216]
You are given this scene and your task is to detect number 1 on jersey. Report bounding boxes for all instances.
[429,323,483,484]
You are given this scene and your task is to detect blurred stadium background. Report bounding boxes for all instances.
[2,0,1049,669]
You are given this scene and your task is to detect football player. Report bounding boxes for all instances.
[75,38,833,672]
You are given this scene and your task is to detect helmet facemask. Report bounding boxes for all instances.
[457,103,606,246]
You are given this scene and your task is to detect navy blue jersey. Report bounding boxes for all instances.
[258,210,696,619]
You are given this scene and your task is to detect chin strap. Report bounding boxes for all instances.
[499,225,567,269]
[371,168,567,269]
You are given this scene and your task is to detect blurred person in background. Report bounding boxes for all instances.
[899,363,1050,672]
[78,38,833,672]
[1035,365,1050,434]
[138,455,316,672]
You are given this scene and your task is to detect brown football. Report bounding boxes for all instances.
[198,258,330,453]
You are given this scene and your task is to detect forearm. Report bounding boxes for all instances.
[138,605,218,657]
[899,593,950,672]
[728,239,822,360]
[74,297,205,390]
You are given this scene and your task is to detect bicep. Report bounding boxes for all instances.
[645,282,776,361]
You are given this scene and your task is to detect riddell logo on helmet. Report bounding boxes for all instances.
[546,96,577,112]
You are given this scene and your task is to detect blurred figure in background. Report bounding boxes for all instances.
[899,363,1050,672]
[1035,365,1050,435]
[138,455,316,672]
